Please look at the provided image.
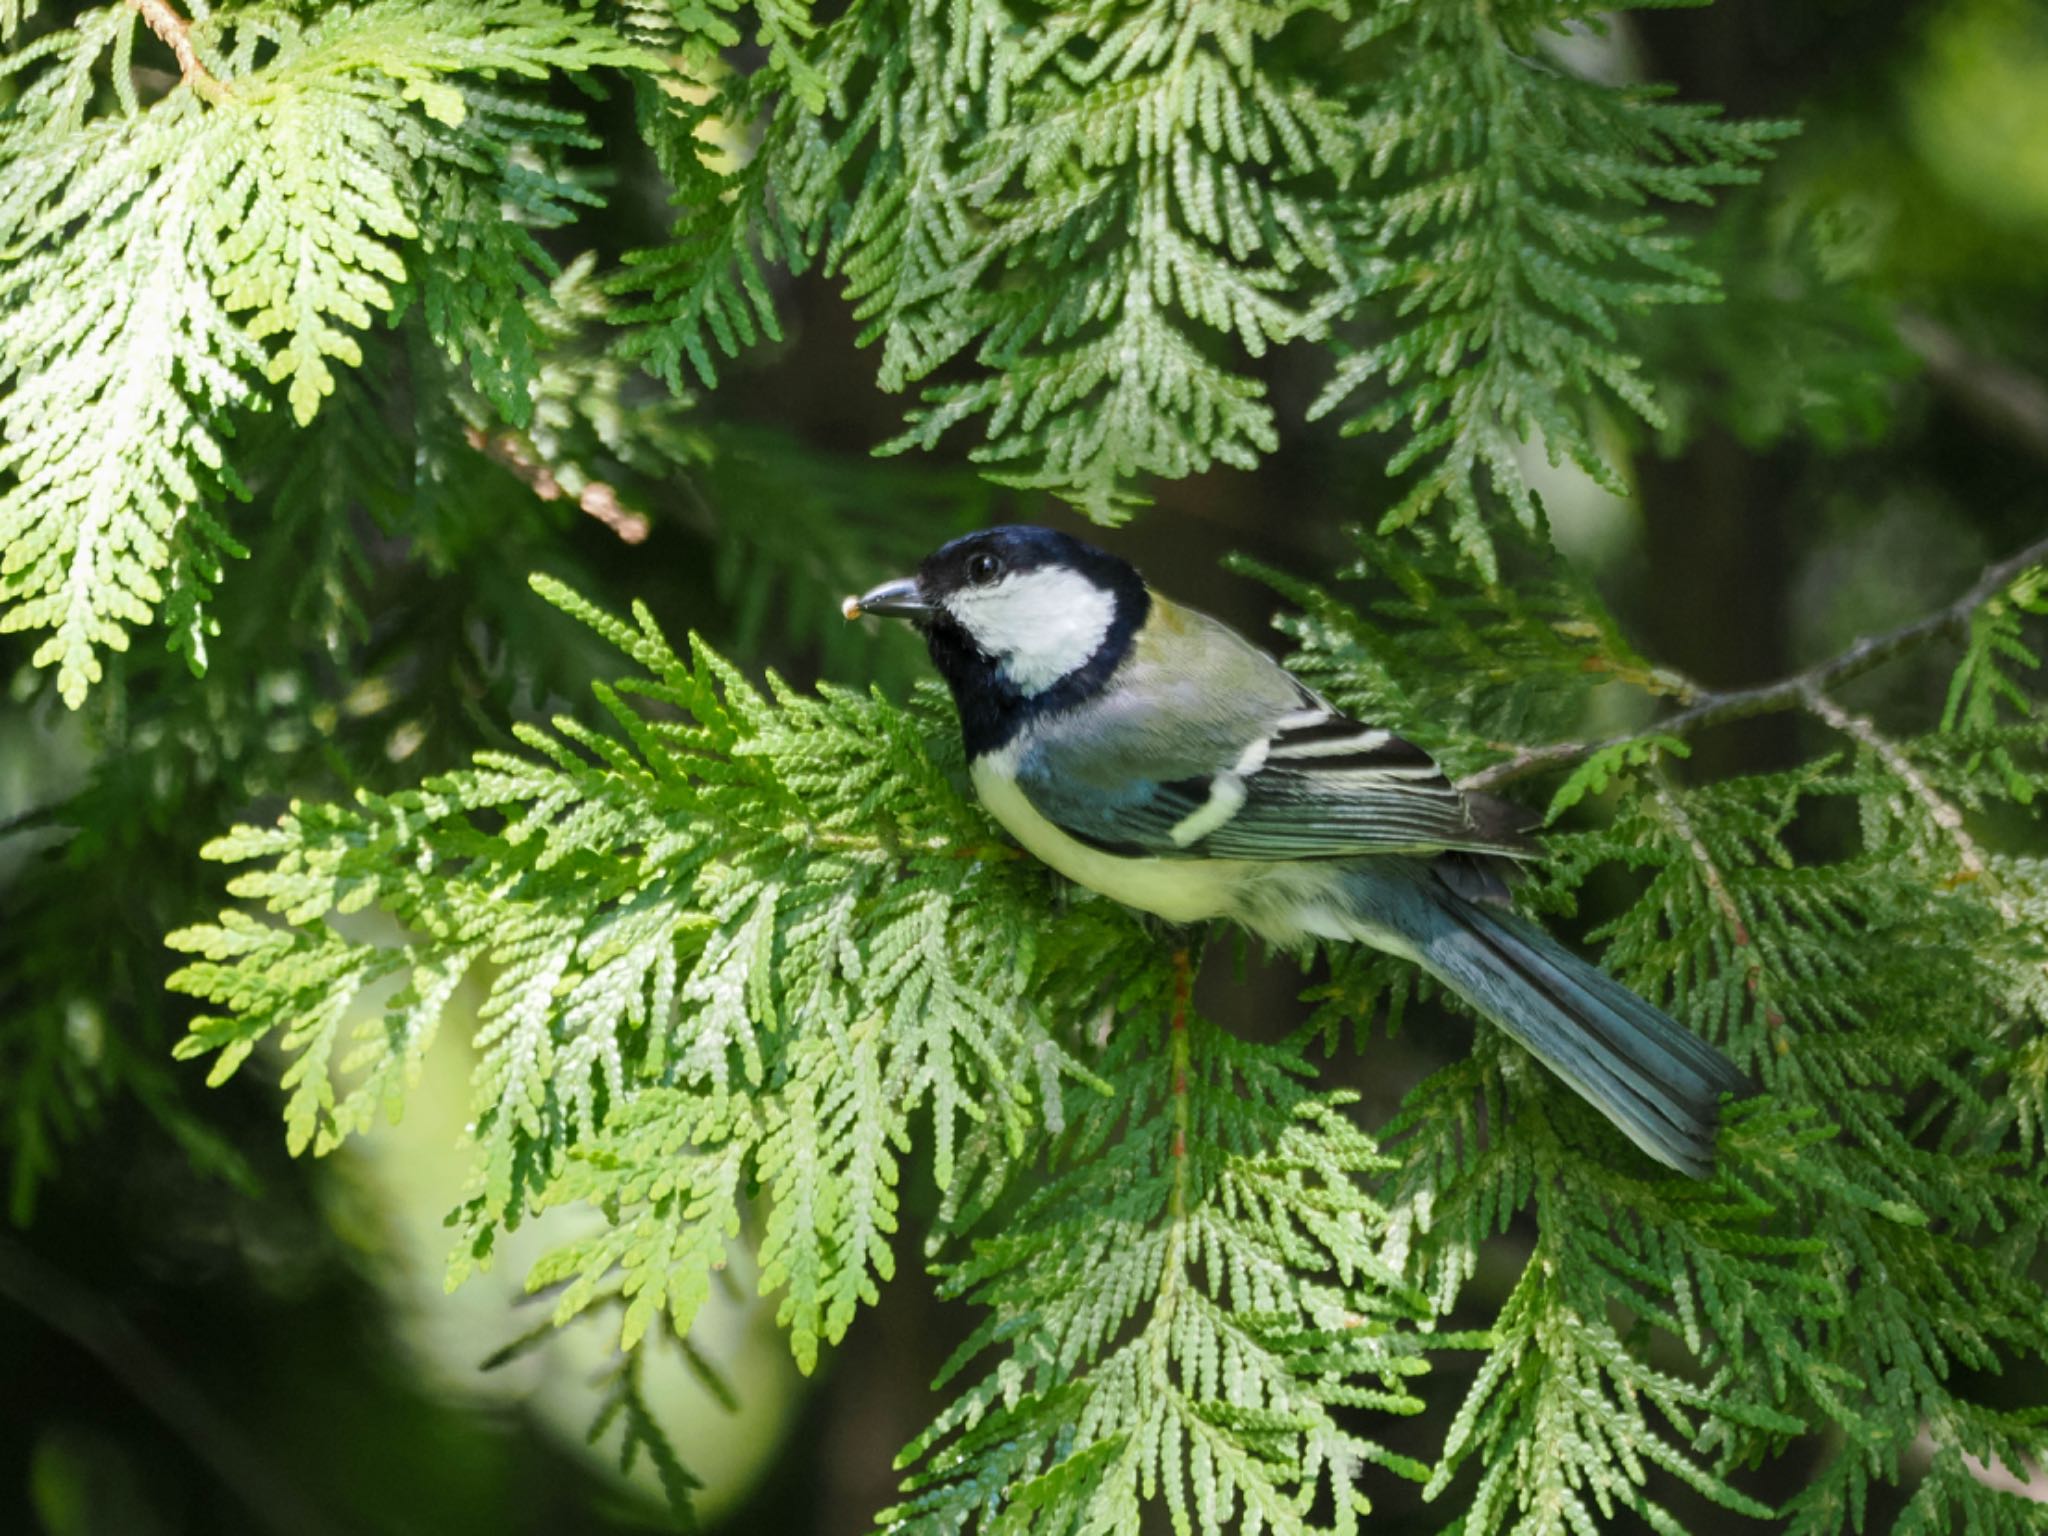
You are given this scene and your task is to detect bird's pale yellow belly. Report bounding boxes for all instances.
[970,757,1239,925]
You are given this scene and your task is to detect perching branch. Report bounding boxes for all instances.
[126,0,226,101]
[1462,530,2048,793]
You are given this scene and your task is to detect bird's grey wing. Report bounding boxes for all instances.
[1012,602,1534,860]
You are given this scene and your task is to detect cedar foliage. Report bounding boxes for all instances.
[3,1,2045,1532]
[2,0,1784,699]
[166,540,2048,1534]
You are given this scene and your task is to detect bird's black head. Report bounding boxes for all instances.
[844,525,1149,756]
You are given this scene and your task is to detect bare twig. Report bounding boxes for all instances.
[572,480,653,546]
[0,1235,336,1536]
[1900,311,2048,465]
[1802,689,1987,878]
[1462,530,2048,794]
[464,426,652,545]
[126,0,226,101]
[0,803,61,840]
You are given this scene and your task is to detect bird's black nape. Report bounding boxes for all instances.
[911,526,1149,757]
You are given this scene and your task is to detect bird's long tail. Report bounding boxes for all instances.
[1357,872,1748,1177]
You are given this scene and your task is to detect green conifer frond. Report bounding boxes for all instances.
[1635,192,1914,453]
[4,0,1797,711]
[0,0,41,43]
[860,0,1357,520]
[0,0,2006,1521]
[0,0,646,704]
[1944,565,2048,803]
[608,1,1781,535]
[589,1343,705,1524]
[0,9,253,705]
[163,531,2048,1529]
[1312,1,1793,574]
[1285,533,2048,1536]
[613,69,810,391]
[171,578,1110,1368]
[888,1004,1431,1536]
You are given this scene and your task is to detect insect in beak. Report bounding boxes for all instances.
[842,577,932,621]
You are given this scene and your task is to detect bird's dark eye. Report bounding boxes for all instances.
[966,551,1003,586]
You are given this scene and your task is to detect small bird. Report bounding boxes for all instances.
[844,525,1746,1176]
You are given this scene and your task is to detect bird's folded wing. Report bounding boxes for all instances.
[1014,704,1535,861]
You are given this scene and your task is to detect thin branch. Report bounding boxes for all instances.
[1900,311,2048,465]
[0,1235,337,1536]
[1462,530,2048,793]
[126,0,227,102]
[0,803,61,840]
[464,426,652,545]
[1650,773,1746,946]
[1801,689,1987,879]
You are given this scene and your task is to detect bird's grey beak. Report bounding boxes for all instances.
[842,577,932,621]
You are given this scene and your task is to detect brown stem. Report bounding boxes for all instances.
[1651,774,1747,947]
[1461,531,2048,794]
[1167,948,1191,1201]
[1798,686,2022,931]
[126,0,226,101]
[463,426,652,546]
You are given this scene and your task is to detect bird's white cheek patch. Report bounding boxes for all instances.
[945,569,1117,695]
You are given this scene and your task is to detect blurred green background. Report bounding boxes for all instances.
[3,0,2046,1531]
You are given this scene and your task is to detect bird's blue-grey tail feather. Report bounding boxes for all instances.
[1389,880,1747,1177]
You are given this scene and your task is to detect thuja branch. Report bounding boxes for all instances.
[462,427,651,545]
[126,0,226,101]
[1462,530,2048,793]
[1802,689,1989,879]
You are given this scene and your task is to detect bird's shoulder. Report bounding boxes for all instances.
[1027,595,1320,783]
[1127,595,1307,697]
[996,594,1534,863]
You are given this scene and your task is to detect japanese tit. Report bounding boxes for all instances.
[845,525,1745,1175]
